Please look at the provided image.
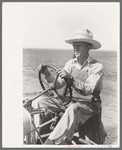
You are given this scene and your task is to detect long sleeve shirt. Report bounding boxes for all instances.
[46,55,103,101]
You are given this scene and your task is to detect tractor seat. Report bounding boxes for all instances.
[77,108,107,144]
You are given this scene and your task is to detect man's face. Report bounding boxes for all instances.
[73,42,91,58]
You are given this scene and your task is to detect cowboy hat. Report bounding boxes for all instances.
[65,29,101,49]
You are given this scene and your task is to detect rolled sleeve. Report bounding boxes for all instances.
[46,74,55,83]
[46,74,65,89]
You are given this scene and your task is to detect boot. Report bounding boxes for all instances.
[44,138,67,145]
[44,138,55,145]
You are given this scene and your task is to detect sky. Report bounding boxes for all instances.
[22,2,120,50]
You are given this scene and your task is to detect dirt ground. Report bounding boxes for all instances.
[23,74,118,145]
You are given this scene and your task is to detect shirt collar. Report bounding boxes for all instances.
[86,55,93,63]
[73,55,93,64]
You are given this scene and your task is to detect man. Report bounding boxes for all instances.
[32,29,104,144]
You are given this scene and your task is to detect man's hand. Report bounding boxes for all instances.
[57,68,74,86]
[57,69,71,79]
[38,64,50,78]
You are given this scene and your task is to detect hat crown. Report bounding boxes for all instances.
[65,28,101,49]
[74,29,93,40]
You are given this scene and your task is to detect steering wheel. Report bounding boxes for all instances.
[38,65,72,106]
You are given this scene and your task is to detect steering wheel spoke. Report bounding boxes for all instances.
[39,65,72,106]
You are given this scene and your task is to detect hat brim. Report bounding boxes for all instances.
[65,38,101,49]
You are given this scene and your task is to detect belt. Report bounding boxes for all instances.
[71,90,101,103]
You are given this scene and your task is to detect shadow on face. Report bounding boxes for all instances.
[72,42,92,58]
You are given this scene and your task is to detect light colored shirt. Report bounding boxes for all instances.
[64,55,103,96]
[46,55,103,100]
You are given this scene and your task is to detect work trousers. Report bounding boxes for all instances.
[32,94,100,144]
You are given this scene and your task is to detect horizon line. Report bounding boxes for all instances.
[23,47,117,51]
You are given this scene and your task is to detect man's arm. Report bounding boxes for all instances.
[72,64,103,95]
[46,73,65,89]
[38,64,65,89]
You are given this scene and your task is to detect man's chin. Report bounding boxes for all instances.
[75,55,80,58]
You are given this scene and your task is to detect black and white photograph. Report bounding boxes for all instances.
[2,2,120,148]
